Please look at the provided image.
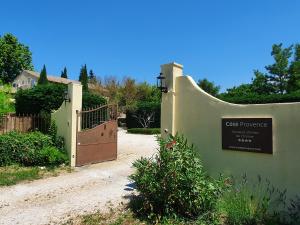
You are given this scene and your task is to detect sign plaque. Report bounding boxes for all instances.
[222,118,273,154]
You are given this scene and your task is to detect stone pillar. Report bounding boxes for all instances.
[160,62,183,137]
[51,82,82,167]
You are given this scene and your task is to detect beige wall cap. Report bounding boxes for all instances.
[161,62,183,69]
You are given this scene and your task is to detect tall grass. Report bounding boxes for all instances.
[218,175,286,225]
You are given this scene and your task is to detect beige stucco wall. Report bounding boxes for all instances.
[161,62,300,198]
[160,63,183,136]
[51,82,82,167]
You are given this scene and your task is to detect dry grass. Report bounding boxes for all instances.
[62,204,216,225]
[63,207,146,225]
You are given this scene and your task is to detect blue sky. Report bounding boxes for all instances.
[1,0,299,91]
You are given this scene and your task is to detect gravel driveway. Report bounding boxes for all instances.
[0,129,158,225]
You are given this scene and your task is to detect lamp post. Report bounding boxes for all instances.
[156,73,168,93]
[64,90,71,104]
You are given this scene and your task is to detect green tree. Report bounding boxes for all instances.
[119,77,137,109]
[221,84,253,98]
[82,92,107,109]
[88,69,97,84]
[149,85,162,102]
[60,67,68,78]
[251,70,274,95]
[79,64,88,92]
[104,75,120,103]
[219,43,300,99]
[37,65,48,85]
[0,33,34,83]
[136,82,161,103]
[197,78,220,96]
[287,44,300,93]
[265,43,293,94]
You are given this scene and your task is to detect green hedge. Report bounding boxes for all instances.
[219,92,300,104]
[0,131,68,166]
[82,92,107,109]
[127,128,160,135]
[126,101,161,128]
[15,84,65,114]
[15,84,107,114]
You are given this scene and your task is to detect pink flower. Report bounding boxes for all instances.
[166,140,176,149]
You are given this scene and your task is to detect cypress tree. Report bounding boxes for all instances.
[79,64,88,92]
[38,65,48,85]
[89,69,97,84]
[89,69,95,80]
[61,67,68,78]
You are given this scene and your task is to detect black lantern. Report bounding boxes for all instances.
[64,90,71,103]
[156,72,168,93]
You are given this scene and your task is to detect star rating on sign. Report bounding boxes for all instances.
[238,138,253,143]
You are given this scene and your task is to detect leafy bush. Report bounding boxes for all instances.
[39,146,68,165]
[15,83,65,114]
[48,120,58,140]
[0,81,15,114]
[126,101,160,128]
[285,195,300,225]
[0,131,67,166]
[219,92,300,104]
[218,175,286,225]
[127,128,160,135]
[130,134,223,221]
[48,120,64,150]
[82,92,107,109]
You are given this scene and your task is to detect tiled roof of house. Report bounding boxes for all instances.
[23,70,81,85]
[21,70,109,94]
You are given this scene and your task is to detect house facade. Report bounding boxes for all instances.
[12,70,80,92]
[12,70,37,90]
[12,70,110,97]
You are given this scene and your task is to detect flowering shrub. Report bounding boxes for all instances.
[130,134,224,220]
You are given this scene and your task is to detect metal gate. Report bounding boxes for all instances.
[76,104,118,166]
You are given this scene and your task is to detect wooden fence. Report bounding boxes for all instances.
[0,113,51,135]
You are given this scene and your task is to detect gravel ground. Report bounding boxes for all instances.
[0,129,158,225]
